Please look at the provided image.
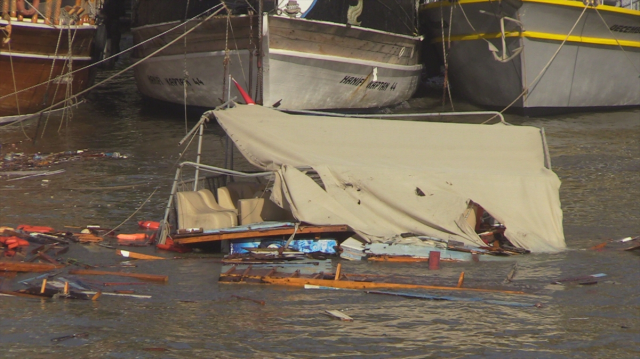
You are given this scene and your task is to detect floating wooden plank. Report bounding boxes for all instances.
[324,310,354,322]
[367,255,429,263]
[0,261,64,272]
[551,273,607,284]
[367,291,538,308]
[222,275,525,294]
[231,294,265,306]
[116,249,165,260]
[74,233,103,243]
[69,269,168,283]
[174,225,350,245]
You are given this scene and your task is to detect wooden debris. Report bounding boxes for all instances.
[116,249,164,260]
[222,275,525,294]
[324,310,354,322]
[69,269,168,282]
[551,273,607,285]
[367,255,429,263]
[79,291,152,299]
[51,332,89,342]
[231,294,266,306]
[503,263,518,284]
[74,233,103,243]
[0,261,63,272]
[457,272,465,288]
[366,291,538,308]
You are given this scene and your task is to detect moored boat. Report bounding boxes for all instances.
[0,0,100,124]
[131,0,423,110]
[419,0,640,115]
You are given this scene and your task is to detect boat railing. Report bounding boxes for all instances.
[279,108,509,125]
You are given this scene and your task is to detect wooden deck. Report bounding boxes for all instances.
[173,225,351,245]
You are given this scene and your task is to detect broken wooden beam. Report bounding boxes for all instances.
[222,275,525,294]
[68,269,168,283]
[0,261,64,272]
[174,225,350,244]
[116,249,164,260]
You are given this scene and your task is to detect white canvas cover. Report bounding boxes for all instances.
[214,105,565,252]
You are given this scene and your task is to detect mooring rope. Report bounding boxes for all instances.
[1,5,227,129]
[481,4,589,123]
[102,187,159,238]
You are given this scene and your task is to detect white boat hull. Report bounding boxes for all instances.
[420,0,640,114]
[132,15,422,110]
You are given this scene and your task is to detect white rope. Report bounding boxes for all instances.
[0,3,225,103]
[1,5,227,129]
[482,4,589,123]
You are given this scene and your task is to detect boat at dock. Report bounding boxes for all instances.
[419,0,640,115]
[0,0,102,124]
[131,0,423,110]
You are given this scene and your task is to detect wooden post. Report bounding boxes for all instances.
[334,263,342,281]
[63,281,69,294]
[52,0,60,25]
[2,0,9,18]
[428,251,440,270]
[44,0,52,24]
[40,279,47,293]
[457,272,465,288]
[10,0,16,17]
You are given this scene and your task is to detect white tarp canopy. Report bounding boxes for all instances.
[214,105,565,252]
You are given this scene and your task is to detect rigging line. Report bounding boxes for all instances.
[43,22,79,136]
[227,12,249,87]
[482,4,589,124]
[372,0,416,34]
[594,8,640,75]
[102,187,159,238]
[439,2,448,109]
[446,1,455,111]
[1,5,228,129]
[183,0,191,135]
[0,3,226,103]
[34,24,65,140]
[7,39,32,141]
[58,21,79,133]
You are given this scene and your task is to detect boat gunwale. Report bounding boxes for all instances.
[0,19,97,30]
[131,14,424,41]
[419,0,640,16]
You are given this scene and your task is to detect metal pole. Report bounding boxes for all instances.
[225,74,234,176]
[193,122,204,190]
[159,165,184,245]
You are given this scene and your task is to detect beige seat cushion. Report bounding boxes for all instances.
[238,197,294,225]
[217,182,267,211]
[175,189,237,230]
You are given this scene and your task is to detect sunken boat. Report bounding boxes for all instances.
[158,104,566,257]
[131,0,423,110]
[419,0,640,115]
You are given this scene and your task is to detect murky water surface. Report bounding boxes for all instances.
[1,57,639,358]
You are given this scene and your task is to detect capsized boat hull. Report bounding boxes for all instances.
[420,0,640,114]
[132,15,422,110]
